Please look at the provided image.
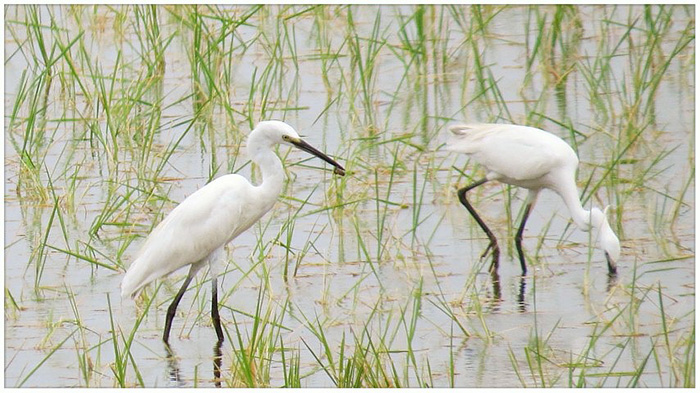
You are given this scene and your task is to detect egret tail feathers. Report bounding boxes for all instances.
[445,124,496,152]
[449,123,499,134]
[121,258,156,300]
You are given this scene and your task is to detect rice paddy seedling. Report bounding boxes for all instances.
[343,7,389,128]
[300,299,413,388]
[107,293,148,387]
[224,283,288,387]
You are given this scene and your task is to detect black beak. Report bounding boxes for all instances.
[605,252,617,275]
[290,138,345,176]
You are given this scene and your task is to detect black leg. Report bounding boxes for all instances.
[457,178,500,270]
[515,202,533,275]
[606,252,618,292]
[605,252,618,275]
[164,274,195,344]
[490,266,502,302]
[211,277,224,343]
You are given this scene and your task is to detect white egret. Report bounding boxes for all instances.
[121,120,345,343]
[446,123,620,275]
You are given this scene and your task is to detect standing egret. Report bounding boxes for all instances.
[446,123,620,275]
[121,121,345,343]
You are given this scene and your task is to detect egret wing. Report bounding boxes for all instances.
[447,124,577,182]
[121,175,274,297]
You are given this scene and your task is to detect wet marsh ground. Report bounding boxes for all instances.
[4,4,695,388]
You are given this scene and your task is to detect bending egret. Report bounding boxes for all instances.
[121,120,345,343]
[446,123,620,275]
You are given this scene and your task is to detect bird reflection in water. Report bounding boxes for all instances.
[164,343,185,387]
[488,264,618,314]
[164,340,224,387]
[213,341,223,388]
[516,275,527,313]
[486,267,502,312]
[484,266,528,314]
[606,271,619,293]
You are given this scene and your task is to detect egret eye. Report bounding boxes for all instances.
[282,135,290,141]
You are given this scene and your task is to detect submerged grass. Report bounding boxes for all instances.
[4,4,694,388]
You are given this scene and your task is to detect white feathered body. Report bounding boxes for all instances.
[446,123,621,266]
[447,123,579,192]
[121,174,278,298]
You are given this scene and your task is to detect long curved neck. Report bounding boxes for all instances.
[557,178,593,231]
[555,173,620,268]
[247,134,285,201]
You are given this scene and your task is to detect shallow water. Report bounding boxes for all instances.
[4,5,695,387]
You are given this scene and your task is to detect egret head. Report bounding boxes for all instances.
[590,206,620,274]
[251,121,345,176]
